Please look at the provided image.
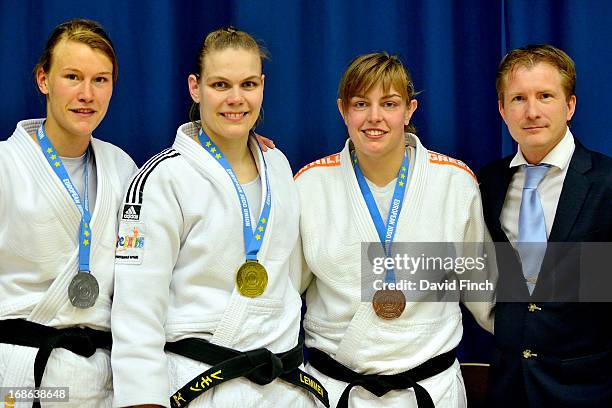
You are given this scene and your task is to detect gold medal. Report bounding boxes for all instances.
[236,260,268,297]
[372,289,406,320]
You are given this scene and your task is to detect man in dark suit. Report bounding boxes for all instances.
[478,44,612,407]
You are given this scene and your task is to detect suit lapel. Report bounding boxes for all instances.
[483,158,516,243]
[480,158,529,300]
[535,142,592,299]
[548,142,592,242]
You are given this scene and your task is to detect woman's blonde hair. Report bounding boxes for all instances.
[35,18,118,85]
[189,27,268,127]
[338,52,417,133]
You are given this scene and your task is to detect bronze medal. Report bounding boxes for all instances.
[68,271,99,308]
[372,289,406,320]
[236,260,268,298]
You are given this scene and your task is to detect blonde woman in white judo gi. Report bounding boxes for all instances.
[295,52,495,408]
[111,27,328,408]
[0,19,137,408]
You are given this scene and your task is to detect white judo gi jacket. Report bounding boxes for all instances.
[111,122,316,408]
[295,134,495,408]
[0,118,137,407]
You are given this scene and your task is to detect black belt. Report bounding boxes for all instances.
[0,319,112,408]
[308,347,457,408]
[165,336,329,407]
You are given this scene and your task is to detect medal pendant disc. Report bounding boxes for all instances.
[372,289,405,320]
[236,261,268,298]
[68,272,99,309]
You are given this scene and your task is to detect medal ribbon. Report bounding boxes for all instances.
[37,125,92,272]
[197,129,271,261]
[353,151,409,283]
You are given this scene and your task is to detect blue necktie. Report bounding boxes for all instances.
[518,164,550,294]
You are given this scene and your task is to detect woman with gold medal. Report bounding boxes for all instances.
[294,53,495,407]
[111,27,327,408]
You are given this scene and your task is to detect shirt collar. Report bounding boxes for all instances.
[509,127,575,170]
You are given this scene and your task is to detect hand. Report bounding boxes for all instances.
[255,133,275,152]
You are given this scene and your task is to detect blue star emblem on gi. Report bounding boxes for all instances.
[47,148,53,153]
[210,147,216,153]
[255,234,261,240]
[205,141,211,147]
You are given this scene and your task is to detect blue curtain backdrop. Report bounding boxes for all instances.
[2,0,611,363]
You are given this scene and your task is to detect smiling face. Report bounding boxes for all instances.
[37,39,114,143]
[339,82,417,161]
[188,47,264,143]
[499,62,576,164]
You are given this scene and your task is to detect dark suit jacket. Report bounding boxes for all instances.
[478,139,612,407]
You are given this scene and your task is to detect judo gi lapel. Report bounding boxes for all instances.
[87,138,112,263]
[341,140,380,244]
[247,136,273,262]
[210,137,278,348]
[11,122,88,323]
[174,127,277,348]
[333,137,423,367]
[173,128,274,263]
[391,133,428,243]
[14,122,82,245]
[342,134,425,245]
[29,139,113,323]
[173,129,235,195]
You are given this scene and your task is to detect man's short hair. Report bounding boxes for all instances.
[496,44,576,104]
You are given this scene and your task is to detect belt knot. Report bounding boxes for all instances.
[51,328,96,357]
[245,348,284,385]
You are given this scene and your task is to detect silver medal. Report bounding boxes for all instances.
[68,272,99,308]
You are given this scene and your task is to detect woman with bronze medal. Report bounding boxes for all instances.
[294,53,495,407]
[111,28,327,408]
[0,19,137,407]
